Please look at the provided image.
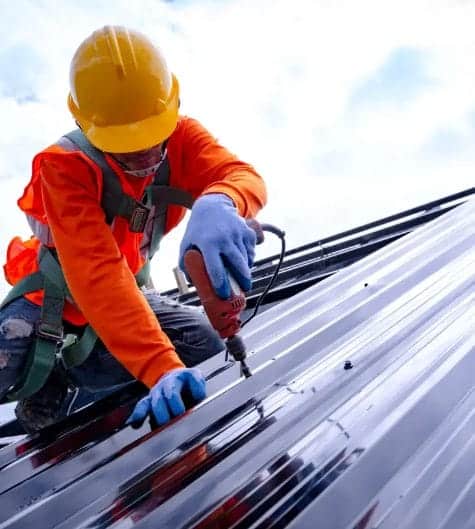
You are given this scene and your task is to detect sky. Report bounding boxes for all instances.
[0,0,474,304]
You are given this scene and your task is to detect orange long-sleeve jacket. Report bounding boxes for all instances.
[3,116,267,388]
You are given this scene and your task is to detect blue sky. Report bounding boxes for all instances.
[350,48,434,107]
[0,0,474,302]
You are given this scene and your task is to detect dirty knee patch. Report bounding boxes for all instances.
[0,318,34,340]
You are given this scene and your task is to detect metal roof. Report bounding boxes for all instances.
[0,188,474,528]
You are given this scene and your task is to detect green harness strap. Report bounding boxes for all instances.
[1,246,150,403]
[2,248,67,401]
[1,130,194,402]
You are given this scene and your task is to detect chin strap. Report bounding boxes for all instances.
[122,147,168,178]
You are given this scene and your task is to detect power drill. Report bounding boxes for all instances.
[183,220,266,378]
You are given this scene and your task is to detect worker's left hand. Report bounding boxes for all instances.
[179,193,256,299]
[127,367,207,426]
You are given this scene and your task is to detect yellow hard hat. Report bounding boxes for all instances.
[67,25,179,153]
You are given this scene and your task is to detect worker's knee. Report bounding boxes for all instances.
[160,304,224,366]
[172,311,224,366]
[175,321,224,367]
[144,289,224,366]
[182,315,224,356]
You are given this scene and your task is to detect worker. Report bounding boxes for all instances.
[0,25,266,433]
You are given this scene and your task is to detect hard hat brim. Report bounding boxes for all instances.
[68,75,180,153]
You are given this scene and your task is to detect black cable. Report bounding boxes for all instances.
[242,224,286,328]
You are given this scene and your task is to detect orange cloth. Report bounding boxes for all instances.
[4,116,267,387]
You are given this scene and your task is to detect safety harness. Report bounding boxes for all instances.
[0,129,194,402]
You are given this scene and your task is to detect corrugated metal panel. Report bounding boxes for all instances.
[166,188,473,312]
[0,192,473,528]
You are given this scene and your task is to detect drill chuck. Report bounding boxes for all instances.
[226,335,246,361]
[226,335,252,378]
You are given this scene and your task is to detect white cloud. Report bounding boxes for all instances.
[0,0,474,301]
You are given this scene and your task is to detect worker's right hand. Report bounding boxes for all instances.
[127,367,207,427]
[179,193,256,299]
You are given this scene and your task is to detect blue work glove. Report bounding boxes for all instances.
[179,193,257,299]
[127,367,206,426]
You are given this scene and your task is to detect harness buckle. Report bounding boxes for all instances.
[129,202,150,233]
[36,320,64,344]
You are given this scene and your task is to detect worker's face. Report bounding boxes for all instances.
[112,143,164,172]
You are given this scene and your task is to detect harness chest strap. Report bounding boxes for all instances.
[64,129,194,250]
